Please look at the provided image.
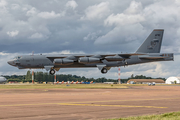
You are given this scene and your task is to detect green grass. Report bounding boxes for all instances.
[0,84,128,89]
[1,83,179,89]
[107,111,180,120]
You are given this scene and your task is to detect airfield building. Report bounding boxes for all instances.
[165,77,180,84]
[127,79,165,84]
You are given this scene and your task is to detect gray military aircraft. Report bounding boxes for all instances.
[0,76,7,83]
[8,29,173,75]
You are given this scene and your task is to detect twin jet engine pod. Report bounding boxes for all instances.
[53,59,74,65]
[78,57,100,63]
[105,56,124,61]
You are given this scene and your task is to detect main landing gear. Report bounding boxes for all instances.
[49,68,108,75]
[49,69,56,75]
[101,68,108,74]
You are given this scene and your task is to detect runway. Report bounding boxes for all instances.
[0,85,180,120]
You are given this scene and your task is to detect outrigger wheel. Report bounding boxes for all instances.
[49,69,56,75]
[101,68,108,74]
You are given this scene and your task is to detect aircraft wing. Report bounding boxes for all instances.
[46,54,93,59]
[103,53,146,61]
[117,53,146,58]
[46,53,145,59]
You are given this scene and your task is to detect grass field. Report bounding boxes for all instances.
[0,84,129,89]
[108,111,180,120]
[1,83,180,89]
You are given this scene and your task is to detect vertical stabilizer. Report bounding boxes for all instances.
[136,29,164,53]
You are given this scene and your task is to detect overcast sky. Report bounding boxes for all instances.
[0,0,180,79]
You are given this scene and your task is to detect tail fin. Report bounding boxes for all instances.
[136,29,164,53]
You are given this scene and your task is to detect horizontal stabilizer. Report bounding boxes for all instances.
[139,53,174,60]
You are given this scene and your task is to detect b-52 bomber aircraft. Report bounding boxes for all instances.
[0,76,7,83]
[8,29,174,75]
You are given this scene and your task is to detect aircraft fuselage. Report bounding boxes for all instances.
[8,53,173,73]
[7,29,174,75]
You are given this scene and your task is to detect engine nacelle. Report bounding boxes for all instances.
[105,56,124,61]
[53,59,74,65]
[79,57,100,63]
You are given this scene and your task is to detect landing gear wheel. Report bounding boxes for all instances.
[101,68,108,74]
[50,69,56,75]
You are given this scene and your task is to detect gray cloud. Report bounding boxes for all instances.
[0,0,179,79]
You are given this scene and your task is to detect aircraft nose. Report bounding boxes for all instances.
[7,60,16,66]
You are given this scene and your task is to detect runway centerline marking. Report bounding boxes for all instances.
[0,103,167,109]
[58,103,167,109]
[0,97,179,108]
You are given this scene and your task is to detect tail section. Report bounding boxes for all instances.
[136,29,164,53]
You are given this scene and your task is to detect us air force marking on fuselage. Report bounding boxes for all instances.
[8,29,174,75]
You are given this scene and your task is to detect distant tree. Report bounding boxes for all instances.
[131,74,134,78]
[43,72,48,81]
[5,72,165,84]
[25,70,31,81]
[36,72,43,83]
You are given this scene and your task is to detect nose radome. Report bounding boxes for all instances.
[7,60,16,66]
[7,60,12,65]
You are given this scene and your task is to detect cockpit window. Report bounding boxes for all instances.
[14,56,22,60]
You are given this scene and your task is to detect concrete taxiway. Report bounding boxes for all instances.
[0,86,180,120]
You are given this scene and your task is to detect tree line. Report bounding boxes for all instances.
[3,71,165,83]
